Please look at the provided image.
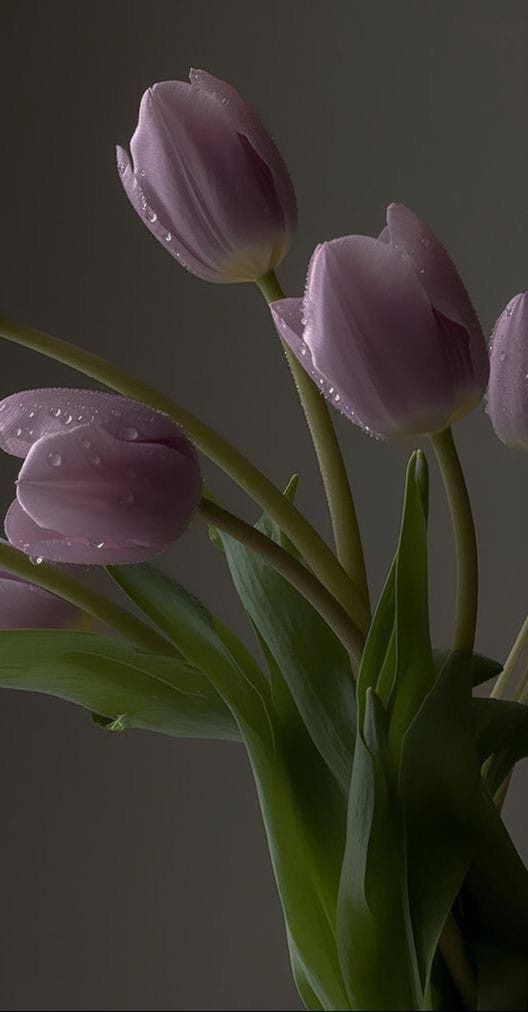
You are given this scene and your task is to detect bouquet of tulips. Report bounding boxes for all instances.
[1,70,528,1012]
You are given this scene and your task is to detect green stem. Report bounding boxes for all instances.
[256,270,370,615]
[491,614,528,700]
[0,541,175,654]
[430,428,478,653]
[198,498,364,670]
[0,315,368,635]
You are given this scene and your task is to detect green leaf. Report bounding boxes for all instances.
[336,689,422,1010]
[109,561,349,1008]
[474,944,528,1010]
[473,696,528,793]
[399,651,481,993]
[433,650,502,686]
[108,563,273,744]
[0,630,239,740]
[217,486,356,792]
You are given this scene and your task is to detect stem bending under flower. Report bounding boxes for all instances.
[0,541,175,655]
[430,428,478,654]
[256,270,370,615]
[0,315,368,637]
[197,498,364,669]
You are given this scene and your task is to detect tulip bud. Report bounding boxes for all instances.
[487,293,528,449]
[0,390,202,564]
[271,203,489,438]
[0,549,79,628]
[117,69,297,283]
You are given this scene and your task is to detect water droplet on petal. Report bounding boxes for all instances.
[88,451,101,466]
[334,394,341,402]
[111,408,122,417]
[63,413,73,424]
[89,538,105,549]
[164,232,172,242]
[30,556,44,566]
[80,436,91,449]
[499,351,507,363]
[139,169,146,178]
[119,426,139,441]
[28,411,35,419]
[49,406,61,418]
[0,404,5,412]
[145,207,157,223]
[15,428,22,437]
[47,451,62,467]
[118,162,126,174]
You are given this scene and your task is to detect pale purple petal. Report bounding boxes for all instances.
[302,237,469,436]
[16,424,201,544]
[4,499,167,565]
[0,388,195,459]
[270,299,364,427]
[487,293,528,449]
[117,72,296,282]
[0,572,78,629]
[384,203,489,390]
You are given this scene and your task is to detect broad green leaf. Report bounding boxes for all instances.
[474,944,528,1010]
[108,564,272,745]
[388,451,435,759]
[336,689,422,1010]
[217,492,356,792]
[0,630,238,740]
[357,560,396,721]
[473,696,528,793]
[399,651,481,993]
[463,790,528,955]
[110,563,349,1008]
[433,650,502,686]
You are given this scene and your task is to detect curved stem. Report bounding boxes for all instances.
[0,541,176,654]
[0,315,368,635]
[430,428,478,653]
[197,498,364,670]
[256,271,370,614]
[491,613,528,699]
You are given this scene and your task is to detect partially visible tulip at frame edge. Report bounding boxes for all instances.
[116,69,297,283]
[0,544,80,628]
[0,389,202,564]
[271,202,489,438]
[487,292,528,449]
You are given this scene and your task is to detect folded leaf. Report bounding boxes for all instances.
[217,488,356,792]
[473,696,528,793]
[0,630,238,740]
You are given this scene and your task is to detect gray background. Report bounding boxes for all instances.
[1,1,527,1008]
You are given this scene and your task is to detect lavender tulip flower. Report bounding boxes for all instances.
[0,390,202,564]
[116,69,297,284]
[0,552,79,629]
[487,293,528,449]
[271,203,489,438]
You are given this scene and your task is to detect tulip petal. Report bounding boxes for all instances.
[0,388,195,460]
[4,499,167,565]
[302,237,475,436]
[270,299,365,428]
[385,203,489,389]
[487,293,528,448]
[189,68,297,244]
[15,423,201,546]
[119,77,294,282]
[0,571,78,629]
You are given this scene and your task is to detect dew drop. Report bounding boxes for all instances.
[15,428,22,437]
[80,436,91,449]
[89,538,105,549]
[164,232,172,242]
[139,169,146,177]
[418,267,425,275]
[118,490,135,508]
[49,406,61,418]
[88,451,101,466]
[47,451,62,467]
[28,411,35,419]
[63,413,73,425]
[110,408,122,417]
[499,351,507,363]
[30,556,43,566]
[118,162,126,174]
[76,414,84,422]
[334,394,341,402]
[145,207,157,223]
[119,426,139,441]
[0,404,5,412]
